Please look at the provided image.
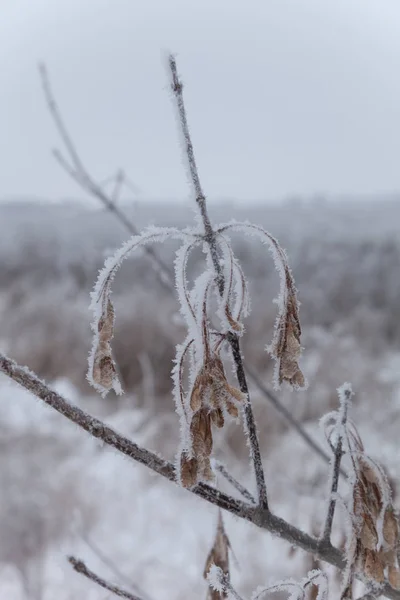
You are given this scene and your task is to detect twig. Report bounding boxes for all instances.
[320,384,352,545]
[38,62,339,485]
[214,460,256,505]
[168,53,269,511]
[68,556,143,600]
[80,531,152,600]
[2,355,400,600]
[39,63,173,294]
[246,365,346,477]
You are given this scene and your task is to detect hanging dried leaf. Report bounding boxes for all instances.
[204,511,230,600]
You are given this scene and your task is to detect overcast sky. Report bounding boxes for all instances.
[2,0,400,203]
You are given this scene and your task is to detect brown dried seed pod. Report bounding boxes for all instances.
[191,409,213,459]
[383,508,399,548]
[190,355,245,415]
[389,565,400,590]
[199,457,214,483]
[210,408,224,428]
[225,306,243,333]
[360,514,378,550]
[363,548,385,583]
[98,299,115,339]
[93,348,117,389]
[180,453,198,489]
[225,400,239,419]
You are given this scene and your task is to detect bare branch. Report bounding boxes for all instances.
[167,53,269,511]
[214,461,256,505]
[68,556,143,600]
[39,62,173,294]
[80,532,152,600]
[320,384,352,545]
[2,358,400,599]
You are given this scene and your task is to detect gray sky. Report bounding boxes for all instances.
[2,0,400,202]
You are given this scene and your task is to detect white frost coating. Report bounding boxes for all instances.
[206,564,243,600]
[252,579,304,599]
[216,235,250,334]
[215,220,305,391]
[171,336,193,455]
[192,269,214,359]
[206,564,225,593]
[173,240,200,344]
[252,570,328,600]
[88,226,192,396]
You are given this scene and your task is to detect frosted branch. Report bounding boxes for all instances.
[68,556,143,600]
[39,62,174,293]
[214,461,256,505]
[167,54,269,510]
[2,354,400,599]
[216,221,306,390]
[320,383,353,545]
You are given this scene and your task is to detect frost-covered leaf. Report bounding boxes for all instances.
[215,220,306,390]
[88,226,190,396]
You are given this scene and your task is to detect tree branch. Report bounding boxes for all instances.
[320,385,351,545]
[167,53,269,511]
[68,556,143,600]
[2,354,400,599]
[39,63,173,294]
[214,460,256,505]
[39,61,339,484]
[80,531,152,600]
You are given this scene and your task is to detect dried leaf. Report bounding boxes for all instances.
[180,453,198,489]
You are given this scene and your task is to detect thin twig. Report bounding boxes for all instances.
[39,62,338,484]
[2,355,400,600]
[214,460,256,505]
[320,385,351,544]
[39,63,173,294]
[68,556,143,600]
[80,532,152,600]
[168,53,269,511]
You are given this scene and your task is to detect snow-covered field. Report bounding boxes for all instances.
[1,198,400,599]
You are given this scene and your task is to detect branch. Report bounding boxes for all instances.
[80,532,152,600]
[214,461,256,505]
[2,355,400,599]
[39,63,173,294]
[168,53,269,511]
[68,556,143,600]
[39,61,339,481]
[320,384,352,545]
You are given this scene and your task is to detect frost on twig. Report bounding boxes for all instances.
[68,556,144,600]
[319,386,400,597]
[251,570,328,600]
[320,383,353,544]
[213,460,256,505]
